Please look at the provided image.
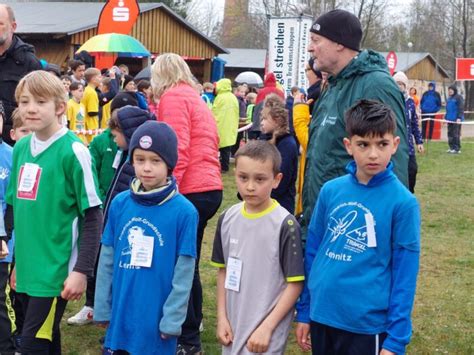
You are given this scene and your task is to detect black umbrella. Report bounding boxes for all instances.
[134,66,151,81]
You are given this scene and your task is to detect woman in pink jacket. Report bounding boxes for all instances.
[151,53,222,354]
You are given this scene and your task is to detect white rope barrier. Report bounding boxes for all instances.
[237,123,253,133]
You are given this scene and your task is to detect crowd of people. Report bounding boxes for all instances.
[0,3,467,355]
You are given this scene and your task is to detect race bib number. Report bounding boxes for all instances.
[17,163,42,200]
[130,235,154,268]
[225,257,242,292]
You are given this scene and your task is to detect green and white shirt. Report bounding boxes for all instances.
[6,128,101,297]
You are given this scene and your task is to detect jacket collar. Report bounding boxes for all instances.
[130,176,178,206]
[346,160,395,187]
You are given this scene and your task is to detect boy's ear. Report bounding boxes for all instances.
[9,129,15,142]
[56,102,66,117]
[343,137,353,156]
[392,136,400,154]
[272,172,283,189]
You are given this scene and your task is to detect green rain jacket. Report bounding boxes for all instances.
[212,78,239,148]
[89,128,119,201]
[301,50,409,235]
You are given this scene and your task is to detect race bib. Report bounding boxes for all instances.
[225,257,242,292]
[17,163,42,200]
[130,235,154,268]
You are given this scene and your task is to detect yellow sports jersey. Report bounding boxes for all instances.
[67,99,87,144]
[101,101,112,129]
[81,85,99,142]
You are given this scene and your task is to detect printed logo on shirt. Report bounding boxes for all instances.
[321,114,337,127]
[118,217,164,270]
[0,167,9,180]
[325,202,377,261]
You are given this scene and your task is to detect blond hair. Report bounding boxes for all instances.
[262,94,289,144]
[84,67,101,83]
[11,108,24,130]
[15,70,67,109]
[151,53,196,98]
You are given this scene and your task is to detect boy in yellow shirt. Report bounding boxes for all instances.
[81,68,101,143]
[67,82,87,145]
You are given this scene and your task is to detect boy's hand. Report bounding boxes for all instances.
[380,349,395,355]
[417,144,424,154]
[0,240,8,259]
[61,271,87,300]
[246,323,272,353]
[216,317,234,346]
[10,266,16,290]
[295,322,312,351]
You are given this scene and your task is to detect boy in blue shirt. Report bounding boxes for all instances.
[94,121,198,354]
[295,100,420,354]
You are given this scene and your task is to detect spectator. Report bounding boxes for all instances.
[256,72,284,104]
[301,9,408,239]
[409,87,420,109]
[393,71,424,193]
[420,82,442,140]
[0,3,41,145]
[201,82,215,109]
[212,78,239,172]
[306,58,324,113]
[69,59,86,85]
[445,85,464,154]
[151,53,223,355]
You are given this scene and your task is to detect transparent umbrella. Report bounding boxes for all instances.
[234,71,263,88]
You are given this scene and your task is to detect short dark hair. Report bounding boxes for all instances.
[69,81,83,92]
[60,75,72,83]
[137,79,151,93]
[108,109,122,131]
[70,59,85,72]
[234,140,281,176]
[345,99,396,138]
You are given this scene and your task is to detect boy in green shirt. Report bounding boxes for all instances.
[5,70,102,353]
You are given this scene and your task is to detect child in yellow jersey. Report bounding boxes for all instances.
[67,82,87,145]
[81,68,101,143]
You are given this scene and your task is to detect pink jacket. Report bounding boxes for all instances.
[157,83,223,194]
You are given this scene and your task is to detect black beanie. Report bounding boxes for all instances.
[111,92,139,113]
[310,9,362,51]
[129,121,178,171]
[123,74,134,89]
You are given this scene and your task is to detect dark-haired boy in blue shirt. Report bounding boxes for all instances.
[296,100,420,355]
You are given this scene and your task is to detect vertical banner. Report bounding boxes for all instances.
[268,16,314,93]
[386,51,397,76]
[268,18,300,93]
[296,18,313,90]
[455,58,474,81]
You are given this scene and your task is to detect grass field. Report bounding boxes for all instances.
[61,140,473,354]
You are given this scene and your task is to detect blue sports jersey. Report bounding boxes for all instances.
[102,190,197,354]
[0,142,13,263]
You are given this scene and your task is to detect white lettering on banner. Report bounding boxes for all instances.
[113,0,129,22]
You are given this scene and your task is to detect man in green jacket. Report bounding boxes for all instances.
[302,9,409,237]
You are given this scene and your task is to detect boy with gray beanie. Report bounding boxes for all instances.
[94,121,198,354]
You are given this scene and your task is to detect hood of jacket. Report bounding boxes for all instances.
[117,106,155,144]
[263,72,277,87]
[428,81,436,90]
[448,85,458,96]
[330,50,389,84]
[216,78,232,94]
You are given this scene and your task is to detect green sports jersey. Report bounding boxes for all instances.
[6,128,102,297]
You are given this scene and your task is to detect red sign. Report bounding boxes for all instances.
[456,58,474,81]
[386,51,398,76]
[97,0,140,35]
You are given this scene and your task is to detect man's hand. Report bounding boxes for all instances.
[380,349,395,355]
[0,240,8,259]
[61,271,87,300]
[216,316,234,346]
[246,323,273,353]
[295,322,312,351]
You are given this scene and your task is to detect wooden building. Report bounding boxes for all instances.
[10,1,228,81]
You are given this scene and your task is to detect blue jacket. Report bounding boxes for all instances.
[445,86,464,121]
[420,83,441,113]
[0,142,13,263]
[404,95,423,156]
[296,161,420,354]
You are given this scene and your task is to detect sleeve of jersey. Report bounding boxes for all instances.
[210,212,227,268]
[279,215,304,282]
[159,255,195,336]
[71,141,102,214]
[5,147,18,206]
[295,187,327,323]
[177,203,198,258]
